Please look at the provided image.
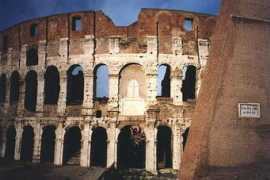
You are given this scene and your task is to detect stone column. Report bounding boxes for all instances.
[38,40,47,68]
[0,129,7,158]
[36,72,44,113]
[171,69,183,105]
[107,122,119,168]
[108,74,119,110]
[145,122,157,173]
[57,71,67,115]
[54,124,65,166]
[80,123,92,167]
[4,75,10,113]
[146,72,158,106]
[172,123,182,170]
[82,71,94,116]
[17,74,25,116]
[32,124,42,163]
[14,125,23,160]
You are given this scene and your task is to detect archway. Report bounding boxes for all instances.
[94,64,109,100]
[40,126,56,163]
[5,126,16,159]
[90,127,107,167]
[156,126,172,169]
[157,64,171,97]
[9,71,20,105]
[63,126,81,165]
[182,127,190,151]
[117,125,146,169]
[0,74,7,104]
[44,66,60,105]
[182,65,196,101]
[21,126,34,161]
[25,71,37,112]
[66,65,84,105]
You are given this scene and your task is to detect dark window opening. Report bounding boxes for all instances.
[30,24,38,37]
[21,126,34,162]
[94,64,109,100]
[40,126,56,163]
[67,65,84,105]
[72,16,81,32]
[0,74,7,104]
[117,126,145,169]
[96,110,102,118]
[44,66,60,105]
[10,71,20,105]
[183,18,193,32]
[63,126,81,165]
[157,64,171,97]
[182,128,190,151]
[26,46,38,66]
[157,126,172,169]
[182,65,196,101]
[5,126,16,159]
[25,71,37,112]
[91,127,107,167]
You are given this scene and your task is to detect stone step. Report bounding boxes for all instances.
[66,151,80,165]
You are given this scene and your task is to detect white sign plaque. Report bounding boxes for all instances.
[238,103,260,118]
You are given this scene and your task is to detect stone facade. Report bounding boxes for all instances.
[0,9,215,173]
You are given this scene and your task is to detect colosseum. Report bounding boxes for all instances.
[0,9,216,173]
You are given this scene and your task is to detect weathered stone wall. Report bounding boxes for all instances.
[0,8,215,173]
[180,0,270,179]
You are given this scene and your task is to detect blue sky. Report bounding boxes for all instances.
[0,0,221,31]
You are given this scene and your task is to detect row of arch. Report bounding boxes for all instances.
[4,125,189,169]
[0,63,196,111]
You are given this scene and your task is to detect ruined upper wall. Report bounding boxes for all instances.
[0,9,216,55]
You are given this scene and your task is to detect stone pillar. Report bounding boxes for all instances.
[172,123,182,170]
[4,75,10,112]
[38,40,47,67]
[57,71,67,115]
[54,124,65,166]
[146,72,158,106]
[36,72,44,113]
[14,125,23,160]
[17,75,25,116]
[171,69,183,105]
[108,74,119,110]
[32,124,42,163]
[0,129,7,158]
[107,122,119,168]
[80,123,92,167]
[145,122,157,173]
[82,71,94,116]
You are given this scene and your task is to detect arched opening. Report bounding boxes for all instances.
[66,65,84,105]
[5,126,16,159]
[182,127,190,151]
[0,74,7,104]
[117,125,145,169]
[63,126,81,165]
[26,46,38,66]
[157,126,172,169]
[182,65,196,101]
[90,127,107,167]
[25,71,37,112]
[9,71,20,105]
[157,64,171,97]
[44,66,60,105]
[40,126,56,163]
[119,63,146,116]
[94,64,109,100]
[21,126,34,161]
